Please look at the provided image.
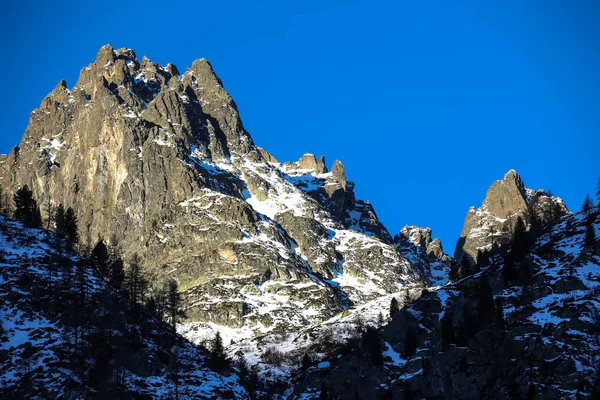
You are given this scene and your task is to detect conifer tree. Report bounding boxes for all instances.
[596,177,600,205]
[166,279,185,329]
[511,216,529,261]
[362,326,383,366]
[585,218,596,250]
[109,256,125,288]
[64,207,78,246]
[13,185,42,228]
[583,194,593,214]
[55,204,66,236]
[90,240,110,279]
[390,297,400,318]
[209,332,229,371]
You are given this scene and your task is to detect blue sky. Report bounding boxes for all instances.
[1,0,599,254]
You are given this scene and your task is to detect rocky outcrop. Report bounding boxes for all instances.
[331,160,347,189]
[257,147,279,163]
[454,170,569,263]
[395,226,452,286]
[0,45,422,339]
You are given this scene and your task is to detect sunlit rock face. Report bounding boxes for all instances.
[454,170,569,263]
[0,45,425,339]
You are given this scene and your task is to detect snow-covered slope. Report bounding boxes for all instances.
[0,217,248,399]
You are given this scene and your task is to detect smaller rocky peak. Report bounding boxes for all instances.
[40,80,70,111]
[454,170,569,262]
[399,225,433,249]
[427,238,445,260]
[396,225,450,262]
[482,169,528,217]
[114,47,137,62]
[395,225,451,286]
[165,62,180,77]
[331,160,346,188]
[95,44,115,66]
[298,153,328,174]
[189,58,224,88]
[258,148,279,164]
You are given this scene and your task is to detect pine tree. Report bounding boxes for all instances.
[13,185,42,228]
[402,326,418,358]
[209,332,229,371]
[585,218,596,250]
[55,204,66,236]
[362,326,383,366]
[108,256,125,288]
[377,311,384,325]
[511,216,529,261]
[64,207,78,246]
[583,194,593,214]
[166,279,185,329]
[389,297,400,318]
[441,310,455,349]
[90,240,110,279]
[126,256,149,310]
[596,177,600,205]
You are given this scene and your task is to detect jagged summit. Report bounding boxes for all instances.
[0,45,423,345]
[394,225,452,286]
[454,169,569,262]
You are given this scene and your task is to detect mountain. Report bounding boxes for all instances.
[0,45,431,345]
[454,169,569,263]
[293,207,600,399]
[1,44,597,399]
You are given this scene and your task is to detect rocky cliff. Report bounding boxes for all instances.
[0,45,425,340]
[454,170,569,263]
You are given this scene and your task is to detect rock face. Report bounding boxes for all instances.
[395,226,451,286]
[454,170,569,263]
[0,45,423,338]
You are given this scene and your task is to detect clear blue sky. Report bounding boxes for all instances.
[1,0,599,253]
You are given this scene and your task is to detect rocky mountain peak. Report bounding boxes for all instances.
[455,170,569,263]
[394,226,451,286]
[296,153,328,174]
[331,160,347,188]
[0,45,423,345]
[481,169,528,218]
